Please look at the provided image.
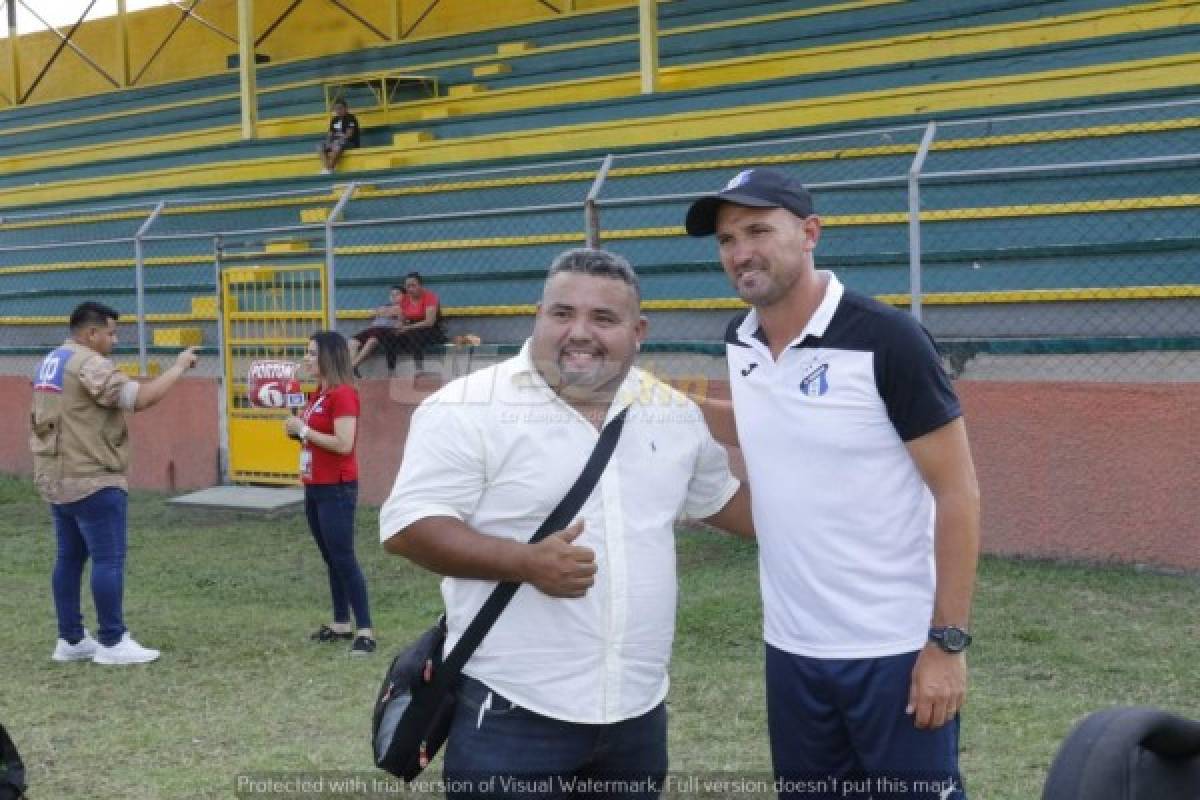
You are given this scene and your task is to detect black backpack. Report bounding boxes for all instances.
[0,724,26,800]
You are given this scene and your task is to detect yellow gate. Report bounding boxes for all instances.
[220,262,326,485]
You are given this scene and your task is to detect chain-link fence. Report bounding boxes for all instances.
[1,98,1196,384]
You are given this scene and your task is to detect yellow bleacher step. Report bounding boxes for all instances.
[265,238,310,253]
[152,327,203,347]
[224,267,275,285]
[497,42,534,56]
[420,107,461,121]
[301,208,330,223]
[191,296,237,316]
[393,130,437,147]
[116,360,162,378]
[447,83,487,98]
[472,63,512,79]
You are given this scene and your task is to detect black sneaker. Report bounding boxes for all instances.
[350,635,377,655]
[352,366,363,379]
[311,625,353,642]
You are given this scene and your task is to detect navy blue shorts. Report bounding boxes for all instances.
[766,644,965,800]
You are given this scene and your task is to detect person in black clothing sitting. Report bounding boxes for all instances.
[318,98,360,174]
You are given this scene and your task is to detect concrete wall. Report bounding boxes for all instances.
[2,375,1196,572]
[960,381,1199,571]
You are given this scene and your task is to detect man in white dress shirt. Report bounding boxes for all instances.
[381,248,753,798]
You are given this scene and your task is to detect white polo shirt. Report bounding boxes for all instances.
[380,341,740,724]
[726,272,961,659]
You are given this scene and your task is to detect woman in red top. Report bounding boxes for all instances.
[349,272,447,376]
[284,331,375,654]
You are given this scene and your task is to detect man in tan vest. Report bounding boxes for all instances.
[31,301,198,665]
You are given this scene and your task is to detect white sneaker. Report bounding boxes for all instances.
[92,633,160,665]
[52,631,98,662]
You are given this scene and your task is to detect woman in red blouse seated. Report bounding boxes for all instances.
[284,331,375,654]
[349,272,447,376]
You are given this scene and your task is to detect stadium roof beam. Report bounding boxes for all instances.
[256,0,387,47]
[400,0,439,40]
[329,0,387,43]
[167,0,236,46]
[253,0,299,48]
[18,0,119,103]
[131,0,236,86]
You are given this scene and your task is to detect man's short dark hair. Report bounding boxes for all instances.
[404,272,423,285]
[333,98,348,108]
[69,301,119,331]
[546,248,640,303]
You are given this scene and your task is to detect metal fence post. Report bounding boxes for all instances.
[134,200,167,374]
[213,234,229,484]
[585,155,614,249]
[325,182,358,331]
[907,121,938,323]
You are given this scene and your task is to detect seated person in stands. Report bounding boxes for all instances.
[318,98,360,174]
[350,273,446,376]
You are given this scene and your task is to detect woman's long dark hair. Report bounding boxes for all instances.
[310,331,354,388]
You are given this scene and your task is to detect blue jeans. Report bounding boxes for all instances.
[766,644,966,800]
[303,481,371,629]
[443,676,667,799]
[51,487,128,647]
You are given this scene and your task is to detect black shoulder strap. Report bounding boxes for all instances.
[0,723,26,798]
[436,406,629,681]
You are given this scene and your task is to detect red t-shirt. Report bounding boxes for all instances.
[399,289,439,324]
[300,383,359,484]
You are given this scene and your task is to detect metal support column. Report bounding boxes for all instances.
[638,0,659,94]
[238,0,258,140]
[115,0,131,86]
[907,121,938,323]
[324,183,358,330]
[390,0,402,41]
[134,200,168,374]
[5,0,20,105]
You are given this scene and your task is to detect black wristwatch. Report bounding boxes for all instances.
[928,625,973,653]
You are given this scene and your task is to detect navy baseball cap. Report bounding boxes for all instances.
[685,168,814,236]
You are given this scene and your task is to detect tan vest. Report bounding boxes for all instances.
[30,342,131,494]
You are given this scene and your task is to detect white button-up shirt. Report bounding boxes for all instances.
[380,341,739,724]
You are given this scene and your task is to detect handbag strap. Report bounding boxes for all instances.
[436,406,629,681]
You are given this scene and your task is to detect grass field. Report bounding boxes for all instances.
[1,473,1197,799]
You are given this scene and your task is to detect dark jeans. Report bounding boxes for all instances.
[51,487,128,646]
[388,327,445,369]
[766,644,965,800]
[356,326,446,370]
[443,676,667,799]
[303,481,371,629]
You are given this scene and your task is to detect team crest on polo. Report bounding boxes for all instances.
[799,363,829,397]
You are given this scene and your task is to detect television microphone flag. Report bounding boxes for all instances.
[246,360,305,410]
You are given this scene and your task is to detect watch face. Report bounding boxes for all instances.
[943,628,967,650]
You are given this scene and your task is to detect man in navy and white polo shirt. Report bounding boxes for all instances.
[686,169,981,800]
